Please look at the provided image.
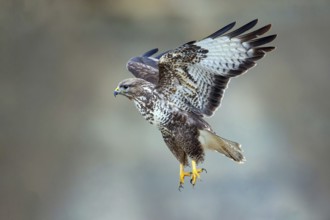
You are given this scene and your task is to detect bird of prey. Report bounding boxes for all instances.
[114,19,276,189]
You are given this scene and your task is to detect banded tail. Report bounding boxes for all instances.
[198,130,245,163]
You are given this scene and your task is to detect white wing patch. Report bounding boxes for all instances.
[194,37,255,75]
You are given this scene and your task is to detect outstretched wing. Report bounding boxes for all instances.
[157,19,276,117]
[126,48,160,84]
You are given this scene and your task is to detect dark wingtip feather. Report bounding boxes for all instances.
[248,34,277,48]
[247,46,276,61]
[246,54,265,62]
[238,24,271,41]
[204,21,236,39]
[141,48,159,57]
[225,19,258,39]
[257,46,276,52]
[155,50,171,59]
[184,40,197,45]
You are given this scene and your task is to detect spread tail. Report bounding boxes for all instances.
[198,130,245,163]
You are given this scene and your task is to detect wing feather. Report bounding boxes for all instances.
[204,21,236,39]
[126,48,160,84]
[224,19,258,38]
[141,48,159,57]
[238,24,271,41]
[157,20,276,117]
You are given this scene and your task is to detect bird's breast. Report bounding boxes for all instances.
[134,98,172,126]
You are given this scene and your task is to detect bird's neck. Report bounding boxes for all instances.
[132,87,158,125]
[132,85,154,105]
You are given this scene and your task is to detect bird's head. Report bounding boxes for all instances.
[114,78,152,100]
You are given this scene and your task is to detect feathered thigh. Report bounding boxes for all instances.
[159,112,208,166]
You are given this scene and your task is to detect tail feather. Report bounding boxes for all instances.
[198,130,245,163]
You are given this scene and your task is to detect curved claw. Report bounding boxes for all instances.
[190,160,206,186]
[190,171,200,186]
[178,162,207,188]
[179,163,191,189]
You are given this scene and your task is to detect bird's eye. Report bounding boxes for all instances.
[122,85,128,89]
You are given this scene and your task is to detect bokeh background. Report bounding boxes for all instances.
[1,0,330,220]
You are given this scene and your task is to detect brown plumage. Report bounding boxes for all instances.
[114,19,276,188]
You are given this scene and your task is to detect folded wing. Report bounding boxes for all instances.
[126,48,160,84]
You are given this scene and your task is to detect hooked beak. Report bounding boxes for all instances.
[114,87,121,97]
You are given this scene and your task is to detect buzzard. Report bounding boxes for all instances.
[114,19,276,189]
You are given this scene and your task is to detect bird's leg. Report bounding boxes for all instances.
[178,163,191,190]
[190,160,207,186]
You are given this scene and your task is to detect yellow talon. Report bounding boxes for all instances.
[179,163,191,190]
[190,160,206,186]
[178,161,206,190]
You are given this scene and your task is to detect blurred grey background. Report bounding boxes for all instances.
[1,0,329,220]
